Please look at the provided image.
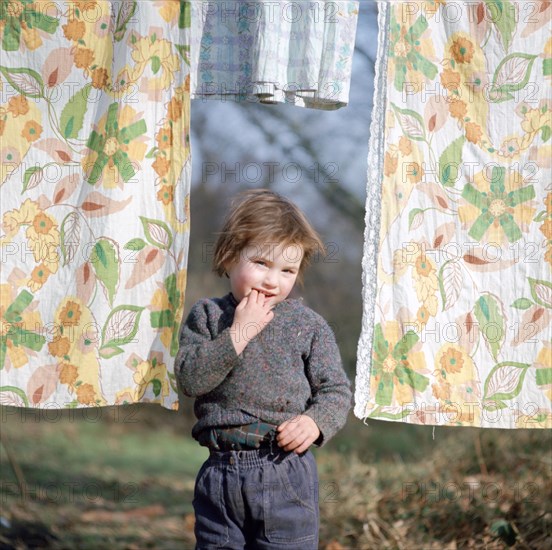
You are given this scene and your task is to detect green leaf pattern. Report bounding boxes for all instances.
[0,1,192,409]
[360,2,551,428]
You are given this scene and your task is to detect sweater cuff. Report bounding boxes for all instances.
[218,326,240,365]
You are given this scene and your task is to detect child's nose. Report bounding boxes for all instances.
[263,270,278,287]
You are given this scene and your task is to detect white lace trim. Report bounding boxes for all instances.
[353,2,390,420]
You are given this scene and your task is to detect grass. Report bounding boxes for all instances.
[1,405,551,549]
[1,407,205,549]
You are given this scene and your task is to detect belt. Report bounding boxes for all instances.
[198,421,278,452]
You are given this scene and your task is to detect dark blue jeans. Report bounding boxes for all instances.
[193,446,319,549]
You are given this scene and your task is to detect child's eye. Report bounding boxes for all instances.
[254,260,266,266]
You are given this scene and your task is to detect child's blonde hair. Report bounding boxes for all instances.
[212,189,326,285]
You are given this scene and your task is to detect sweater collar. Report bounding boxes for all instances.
[228,292,239,307]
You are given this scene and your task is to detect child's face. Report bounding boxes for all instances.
[226,242,303,307]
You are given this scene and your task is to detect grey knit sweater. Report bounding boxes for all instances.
[175,292,352,447]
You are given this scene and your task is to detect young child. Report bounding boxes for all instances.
[175,189,352,549]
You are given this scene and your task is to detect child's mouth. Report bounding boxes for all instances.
[255,290,276,298]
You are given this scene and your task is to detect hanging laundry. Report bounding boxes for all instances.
[355,1,551,428]
[190,0,359,109]
[0,1,360,410]
[1,0,191,409]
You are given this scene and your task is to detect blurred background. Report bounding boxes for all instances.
[1,3,550,549]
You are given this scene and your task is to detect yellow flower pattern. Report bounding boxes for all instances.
[357,1,551,428]
[0,1,191,409]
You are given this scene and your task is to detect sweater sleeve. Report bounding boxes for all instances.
[302,319,352,447]
[174,300,240,397]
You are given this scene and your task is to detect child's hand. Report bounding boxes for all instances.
[276,415,321,454]
[230,290,274,355]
